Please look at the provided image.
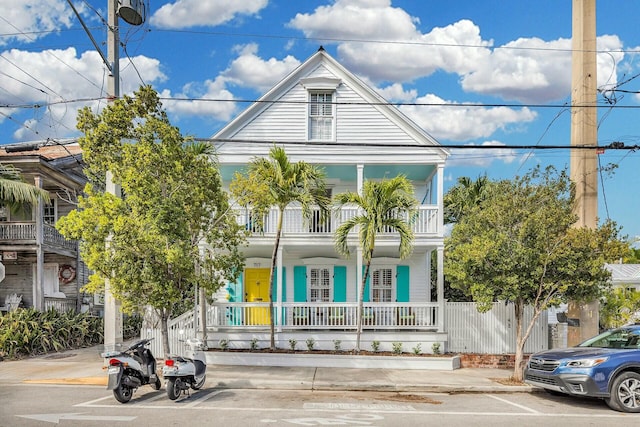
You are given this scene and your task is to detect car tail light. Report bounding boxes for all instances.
[165,359,175,367]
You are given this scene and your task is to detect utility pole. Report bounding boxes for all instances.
[68,0,145,350]
[568,0,599,346]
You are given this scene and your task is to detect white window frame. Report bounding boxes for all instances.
[309,91,334,141]
[370,266,395,302]
[308,265,333,302]
[301,77,340,142]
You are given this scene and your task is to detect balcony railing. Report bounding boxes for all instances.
[235,205,439,236]
[44,297,77,313]
[206,302,439,331]
[0,222,77,252]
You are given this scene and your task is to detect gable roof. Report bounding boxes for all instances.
[213,48,448,160]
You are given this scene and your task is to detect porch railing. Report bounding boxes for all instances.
[206,302,439,331]
[0,222,77,252]
[235,205,439,236]
[44,297,77,313]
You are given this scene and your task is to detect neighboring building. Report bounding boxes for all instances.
[193,48,450,351]
[605,263,640,291]
[0,140,93,314]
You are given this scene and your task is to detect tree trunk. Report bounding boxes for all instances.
[199,286,208,346]
[513,299,525,382]
[160,308,170,361]
[268,209,284,350]
[356,257,372,353]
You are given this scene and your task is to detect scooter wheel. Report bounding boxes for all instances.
[191,374,206,390]
[151,376,162,390]
[166,378,180,400]
[113,384,133,403]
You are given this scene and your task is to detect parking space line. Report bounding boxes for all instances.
[183,390,223,408]
[487,394,540,413]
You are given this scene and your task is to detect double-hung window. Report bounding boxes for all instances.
[309,92,333,140]
[43,199,56,225]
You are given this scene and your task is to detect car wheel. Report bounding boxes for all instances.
[606,372,640,412]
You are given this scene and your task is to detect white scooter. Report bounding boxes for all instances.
[102,338,161,403]
[162,338,208,400]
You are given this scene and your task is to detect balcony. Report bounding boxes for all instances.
[235,205,440,237]
[0,222,77,253]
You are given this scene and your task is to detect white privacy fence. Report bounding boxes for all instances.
[445,302,548,354]
[143,301,549,357]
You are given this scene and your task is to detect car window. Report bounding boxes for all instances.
[579,328,640,349]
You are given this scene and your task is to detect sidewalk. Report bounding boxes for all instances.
[0,344,534,393]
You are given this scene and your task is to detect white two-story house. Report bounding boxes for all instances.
[194,48,450,352]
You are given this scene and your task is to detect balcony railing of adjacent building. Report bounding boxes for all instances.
[235,205,439,236]
[0,222,77,252]
[205,302,439,331]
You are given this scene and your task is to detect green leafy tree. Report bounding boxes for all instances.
[56,86,245,358]
[230,145,329,350]
[600,287,640,329]
[445,166,629,381]
[333,175,417,352]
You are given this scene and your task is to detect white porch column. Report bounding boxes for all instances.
[276,245,283,332]
[104,170,123,349]
[437,245,444,332]
[34,174,44,311]
[356,163,364,310]
[426,250,432,302]
[357,164,364,194]
[437,164,444,236]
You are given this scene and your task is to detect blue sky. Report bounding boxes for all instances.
[1,0,640,243]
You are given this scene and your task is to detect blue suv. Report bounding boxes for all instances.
[524,325,640,412]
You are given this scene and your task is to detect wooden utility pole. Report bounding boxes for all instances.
[568,0,599,346]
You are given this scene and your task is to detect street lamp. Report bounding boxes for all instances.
[67,0,146,349]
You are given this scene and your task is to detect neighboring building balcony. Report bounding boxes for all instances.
[235,205,440,238]
[206,302,440,331]
[0,222,77,253]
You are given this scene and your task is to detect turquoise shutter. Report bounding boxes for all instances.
[333,266,347,302]
[225,272,242,302]
[293,266,307,302]
[362,266,370,302]
[271,267,287,302]
[396,265,410,302]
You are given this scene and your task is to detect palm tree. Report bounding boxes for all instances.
[230,146,329,350]
[0,164,50,206]
[333,175,417,352]
[443,175,490,224]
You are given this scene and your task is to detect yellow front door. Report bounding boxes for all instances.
[245,268,271,325]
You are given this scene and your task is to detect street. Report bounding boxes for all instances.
[1,384,636,427]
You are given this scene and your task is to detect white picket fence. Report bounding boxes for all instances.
[142,301,549,357]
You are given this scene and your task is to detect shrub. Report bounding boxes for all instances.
[0,308,103,359]
[333,339,342,352]
[371,340,380,352]
[288,338,297,351]
[306,338,315,351]
[219,339,229,350]
[412,343,422,355]
[392,342,403,355]
[432,342,441,355]
[250,338,259,351]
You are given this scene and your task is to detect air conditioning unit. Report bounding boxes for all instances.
[118,0,145,26]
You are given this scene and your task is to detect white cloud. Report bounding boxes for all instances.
[160,76,237,121]
[0,0,76,46]
[289,1,492,82]
[151,0,268,29]
[221,44,301,93]
[446,140,518,168]
[461,35,624,103]
[374,83,417,103]
[399,94,537,142]
[0,47,166,141]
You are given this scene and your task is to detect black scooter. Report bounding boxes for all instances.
[102,338,161,403]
